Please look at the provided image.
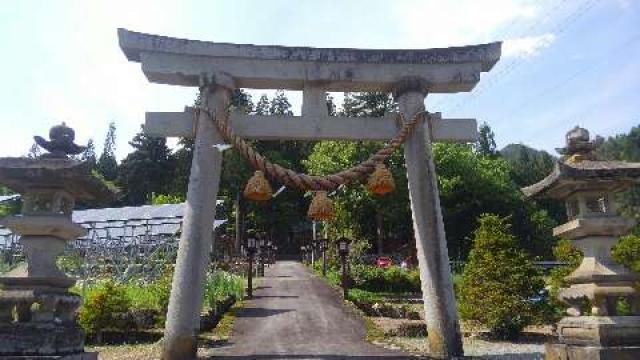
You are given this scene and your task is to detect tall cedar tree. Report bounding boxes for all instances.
[117,127,173,205]
[81,138,97,169]
[476,122,497,157]
[97,122,118,181]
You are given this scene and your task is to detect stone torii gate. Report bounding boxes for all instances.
[118,29,501,359]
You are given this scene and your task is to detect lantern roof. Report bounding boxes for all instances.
[522,127,640,199]
[0,157,115,201]
[522,159,640,199]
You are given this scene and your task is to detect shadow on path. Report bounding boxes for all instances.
[235,308,294,318]
[212,353,543,360]
[213,356,418,360]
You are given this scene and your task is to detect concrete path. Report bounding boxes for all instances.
[210,261,415,359]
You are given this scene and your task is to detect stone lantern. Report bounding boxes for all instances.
[523,126,640,359]
[0,123,113,359]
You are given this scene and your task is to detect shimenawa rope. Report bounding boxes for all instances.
[197,107,427,191]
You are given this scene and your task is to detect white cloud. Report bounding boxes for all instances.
[396,0,540,48]
[503,33,556,58]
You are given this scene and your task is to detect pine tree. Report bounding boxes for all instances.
[326,94,337,116]
[476,122,497,157]
[231,89,254,113]
[97,122,118,181]
[459,214,544,339]
[341,92,394,117]
[254,94,270,115]
[269,90,293,115]
[81,138,97,168]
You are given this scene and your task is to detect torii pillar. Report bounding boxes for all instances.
[118,28,501,359]
[162,79,231,359]
[396,84,463,357]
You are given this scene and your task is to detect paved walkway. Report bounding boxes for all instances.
[211,261,414,359]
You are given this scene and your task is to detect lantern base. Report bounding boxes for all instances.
[0,322,88,357]
[546,343,640,360]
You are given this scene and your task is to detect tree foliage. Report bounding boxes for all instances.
[97,122,118,181]
[612,234,640,273]
[476,122,497,157]
[304,92,411,253]
[80,138,97,169]
[500,143,555,188]
[596,126,640,218]
[116,127,174,205]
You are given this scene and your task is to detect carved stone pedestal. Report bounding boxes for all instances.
[556,316,640,345]
[0,323,86,356]
[546,343,640,360]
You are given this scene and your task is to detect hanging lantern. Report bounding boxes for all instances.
[367,163,395,195]
[307,191,335,220]
[243,170,273,201]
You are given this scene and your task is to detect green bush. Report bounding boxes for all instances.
[149,268,173,313]
[612,234,640,273]
[459,214,545,339]
[549,239,582,298]
[78,281,131,339]
[350,264,420,293]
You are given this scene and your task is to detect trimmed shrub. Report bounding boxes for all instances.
[350,264,420,293]
[78,281,131,341]
[459,214,545,339]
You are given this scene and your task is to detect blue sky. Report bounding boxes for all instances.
[0,0,638,159]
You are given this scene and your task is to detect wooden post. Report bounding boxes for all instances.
[376,211,384,256]
[234,192,243,254]
[396,90,463,358]
[162,85,230,360]
[247,251,254,298]
[341,253,348,299]
[322,240,327,277]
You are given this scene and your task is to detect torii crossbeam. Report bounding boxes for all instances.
[118,28,501,360]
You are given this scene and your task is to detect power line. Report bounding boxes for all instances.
[438,0,600,114]
[428,0,572,109]
[497,33,640,122]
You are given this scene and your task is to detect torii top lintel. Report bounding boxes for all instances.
[118,29,501,93]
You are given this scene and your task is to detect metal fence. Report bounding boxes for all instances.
[1,203,226,282]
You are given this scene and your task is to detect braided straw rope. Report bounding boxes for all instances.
[198,107,426,191]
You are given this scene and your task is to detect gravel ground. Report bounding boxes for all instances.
[391,336,545,359]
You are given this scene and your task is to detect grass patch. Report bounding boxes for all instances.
[363,315,387,342]
[212,300,244,340]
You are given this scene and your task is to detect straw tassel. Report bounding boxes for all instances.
[367,163,395,195]
[307,191,335,220]
[244,170,273,201]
